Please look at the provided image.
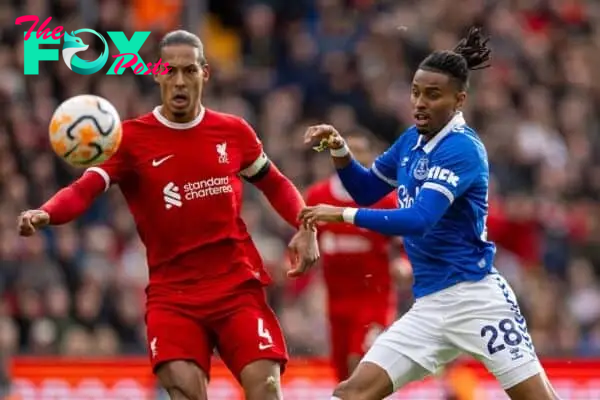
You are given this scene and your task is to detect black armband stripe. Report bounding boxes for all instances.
[243,160,271,182]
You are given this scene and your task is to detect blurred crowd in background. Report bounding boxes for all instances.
[1,0,600,392]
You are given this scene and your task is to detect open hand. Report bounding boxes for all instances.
[17,209,50,236]
[287,227,320,278]
[299,204,345,229]
[304,124,345,152]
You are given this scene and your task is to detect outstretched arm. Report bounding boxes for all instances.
[22,131,128,232]
[304,124,396,206]
[344,189,450,236]
[299,189,450,236]
[40,170,106,224]
[18,170,106,236]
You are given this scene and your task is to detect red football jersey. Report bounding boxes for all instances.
[306,176,398,308]
[86,107,270,303]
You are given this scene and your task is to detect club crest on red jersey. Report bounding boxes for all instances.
[216,142,229,164]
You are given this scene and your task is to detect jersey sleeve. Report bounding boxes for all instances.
[304,185,319,206]
[238,118,269,179]
[421,135,484,204]
[379,192,398,209]
[372,138,403,187]
[84,122,129,191]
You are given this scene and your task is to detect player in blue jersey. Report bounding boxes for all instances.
[300,27,558,400]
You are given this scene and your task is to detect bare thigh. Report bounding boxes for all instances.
[505,372,559,400]
[156,360,208,400]
[239,359,282,400]
[332,361,396,400]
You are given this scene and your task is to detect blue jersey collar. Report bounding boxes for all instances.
[412,112,466,153]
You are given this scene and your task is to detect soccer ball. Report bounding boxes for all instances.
[48,94,122,167]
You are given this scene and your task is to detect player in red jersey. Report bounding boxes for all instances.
[17,31,319,400]
[305,132,411,382]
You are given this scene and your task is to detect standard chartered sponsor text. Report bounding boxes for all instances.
[184,176,233,200]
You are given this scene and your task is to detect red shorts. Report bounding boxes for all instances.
[328,302,394,382]
[145,280,288,381]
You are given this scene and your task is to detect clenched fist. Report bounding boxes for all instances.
[304,124,345,152]
[17,209,50,236]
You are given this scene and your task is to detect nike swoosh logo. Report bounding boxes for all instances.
[259,343,274,350]
[152,155,174,167]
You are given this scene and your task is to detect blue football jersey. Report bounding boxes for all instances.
[372,112,496,298]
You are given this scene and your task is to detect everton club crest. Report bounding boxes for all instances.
[413,157,429,180]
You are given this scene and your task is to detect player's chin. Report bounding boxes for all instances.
[415,122,431,135]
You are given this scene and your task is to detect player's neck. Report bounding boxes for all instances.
[423,128,442,142]
[423,113,458,141]
[160,104,203,124]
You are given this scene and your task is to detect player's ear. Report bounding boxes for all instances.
[455,91,466,110]
[201,63,210,83]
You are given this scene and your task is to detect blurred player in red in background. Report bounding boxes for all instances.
[17,30,319,400]
[305,132,412,382]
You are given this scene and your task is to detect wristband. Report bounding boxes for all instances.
[342,207,358,224]
[330,143,350,157]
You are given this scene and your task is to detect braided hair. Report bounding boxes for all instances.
[418,26,491,90]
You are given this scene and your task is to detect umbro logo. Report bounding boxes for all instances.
[152,155,174,167]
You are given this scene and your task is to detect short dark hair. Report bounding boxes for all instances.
[418,26,491,90]
[159,30,207,65]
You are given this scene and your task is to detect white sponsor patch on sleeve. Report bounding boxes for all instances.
[427,166,460,187]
